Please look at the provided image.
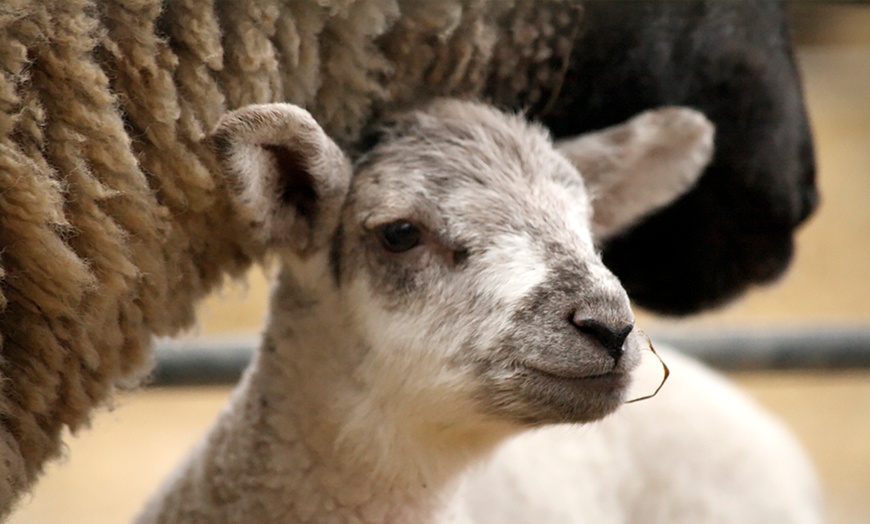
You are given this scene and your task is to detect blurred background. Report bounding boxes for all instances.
[9,4,870,523]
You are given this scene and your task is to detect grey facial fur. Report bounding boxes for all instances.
[333,100,640,425]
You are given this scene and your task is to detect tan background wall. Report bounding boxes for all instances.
[9,6,870,523]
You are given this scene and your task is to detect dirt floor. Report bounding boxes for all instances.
[9,9,870,524]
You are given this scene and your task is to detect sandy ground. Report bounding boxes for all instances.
[8,18,870,524]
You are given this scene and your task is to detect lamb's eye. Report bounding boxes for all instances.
[377,221,422,253]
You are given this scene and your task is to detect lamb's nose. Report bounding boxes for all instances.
[571,317,634,362]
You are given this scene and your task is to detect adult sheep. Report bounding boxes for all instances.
[0,0,815,515]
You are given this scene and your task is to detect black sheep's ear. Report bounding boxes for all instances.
[211,104,352,255]
[556,107,714,242]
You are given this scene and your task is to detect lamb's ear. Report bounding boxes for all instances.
[211,103,352,255]
[556,107,714,242]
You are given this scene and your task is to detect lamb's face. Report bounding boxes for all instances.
[333,101,641,426]
[213,99,711,430]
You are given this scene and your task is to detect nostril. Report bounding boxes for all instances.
[571,317,634,361]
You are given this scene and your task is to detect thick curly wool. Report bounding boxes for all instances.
[0,0,586,512]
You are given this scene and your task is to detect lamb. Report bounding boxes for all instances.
[137,99,820,523]
[0,1,817,511]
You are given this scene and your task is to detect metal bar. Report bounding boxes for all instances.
[147,327,870,387]
[150,337,257,387]
[652,326,870,372]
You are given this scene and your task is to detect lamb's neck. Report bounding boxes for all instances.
[237,349,449,522]
[203,265,510,522]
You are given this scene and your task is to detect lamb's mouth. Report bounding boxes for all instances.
[520,365,631,393]
[477,361,633,424]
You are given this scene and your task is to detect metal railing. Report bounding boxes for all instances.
[148,326,870,387]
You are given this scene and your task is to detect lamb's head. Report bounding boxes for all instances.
[212,100,712,430]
